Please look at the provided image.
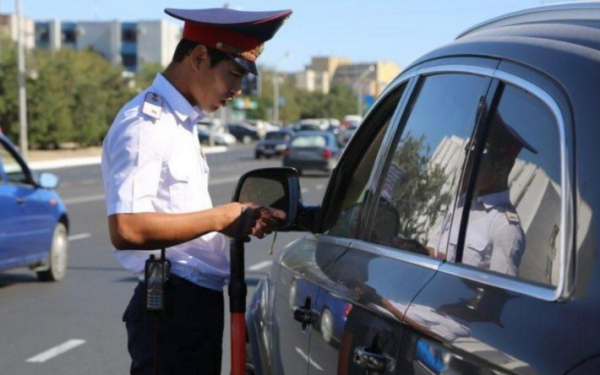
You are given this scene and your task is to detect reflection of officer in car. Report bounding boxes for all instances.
[426,113,537,276]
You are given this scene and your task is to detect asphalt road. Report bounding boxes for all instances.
[0,143,330,375]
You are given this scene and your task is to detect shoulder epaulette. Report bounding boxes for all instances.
[141,92,164,120]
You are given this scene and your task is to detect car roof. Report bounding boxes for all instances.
[409,2,600,72]
[400,2,600,139]
[294,130,332,138]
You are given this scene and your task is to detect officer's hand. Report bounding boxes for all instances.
[250,206,287,239]
[218,202,260,241]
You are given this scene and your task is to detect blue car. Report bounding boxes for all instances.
[0,133,69,281]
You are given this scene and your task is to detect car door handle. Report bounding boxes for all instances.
[15,197,26,205]
[353,346,388,373]
[293,306,319,325]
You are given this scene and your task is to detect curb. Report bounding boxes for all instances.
[29,146,228,171]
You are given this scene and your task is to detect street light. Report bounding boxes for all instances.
[356,65,375,117]
[16,0,28,158]
[273,51,290,125]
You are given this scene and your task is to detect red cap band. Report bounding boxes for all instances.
[183,22,262,62]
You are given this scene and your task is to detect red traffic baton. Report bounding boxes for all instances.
[229,208,249,375]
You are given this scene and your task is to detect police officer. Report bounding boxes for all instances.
[101,7,291,375]
[426,113,537,276]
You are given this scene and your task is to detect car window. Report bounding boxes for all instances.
[326,85,406,238]
[367,74,489,256]
[291,135,327,148]
[0,140,28,184]
[447,83,561,286]
[265,132,288,140]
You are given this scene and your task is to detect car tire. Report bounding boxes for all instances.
[243,135,252,144]
[320,308,334,344]
[37,223,68,282]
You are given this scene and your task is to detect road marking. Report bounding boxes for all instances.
[316,184,325,190]
[26,339,86,363]
[63,194,105,205]
[301,188,309,193]
[248,260,272,272]
[68,233,91,242]
[294,347,324,371]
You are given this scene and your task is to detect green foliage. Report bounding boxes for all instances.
[390,133,452,242]
[0,40,135,149]
[249,68,358,124]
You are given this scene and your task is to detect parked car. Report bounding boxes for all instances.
[282,131,340,175]
[341,114,362,129]
[255,129,294,159]
[227,122,261,144]
[196,124,236,146]
[0,132,69,281]
[242,3,600,375]
[340,120,360,145]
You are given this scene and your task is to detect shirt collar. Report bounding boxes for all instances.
[475,190,511,210]
[151,73,204,125]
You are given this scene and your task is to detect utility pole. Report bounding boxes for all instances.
[356,65,375,117]
[272,51,290,125]
[16,0,28,158]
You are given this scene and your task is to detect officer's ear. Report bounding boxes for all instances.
[190,44,208,72]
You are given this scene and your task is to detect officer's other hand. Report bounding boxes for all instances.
[250,205,286,239]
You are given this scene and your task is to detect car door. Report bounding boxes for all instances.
[269,82,408,375]
[0,138,52,264]
[308,70,495,374]
[394,65,589,374]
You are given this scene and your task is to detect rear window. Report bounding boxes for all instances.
[266,132,291,141]
[291,135,327,148]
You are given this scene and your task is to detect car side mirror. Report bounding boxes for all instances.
[232,167,301,231]
[38,172,60,189]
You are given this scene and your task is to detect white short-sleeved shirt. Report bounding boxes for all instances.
[102,74,229,291]
[426,190,525,276]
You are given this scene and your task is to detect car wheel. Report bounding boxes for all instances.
[243,135,252,144]
[320,308,333,344]
[37,223,68,282]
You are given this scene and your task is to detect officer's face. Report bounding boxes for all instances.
[189,51,245,113]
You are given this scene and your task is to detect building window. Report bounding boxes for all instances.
[62,30,76,44]
[122,28,137,43]
[121,53,137,69]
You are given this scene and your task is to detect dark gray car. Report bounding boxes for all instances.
[240,3,600,375]
[282,131,340,175]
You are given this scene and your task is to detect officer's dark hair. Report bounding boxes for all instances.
[172,39,230,67]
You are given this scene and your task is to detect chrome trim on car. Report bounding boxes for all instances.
[312,234,354,248]
[438,262,556,301]
[352,64,571,302]
[350,240,442,271]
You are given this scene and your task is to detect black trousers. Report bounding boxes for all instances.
[123,275,224,375]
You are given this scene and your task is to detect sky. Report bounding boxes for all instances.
[0,0,577,72]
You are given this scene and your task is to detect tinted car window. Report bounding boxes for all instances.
[448,83,561,286]
[327,85,405,238]
[0,140,28,184]
[265,132,290,141]
[367,74,489,256]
